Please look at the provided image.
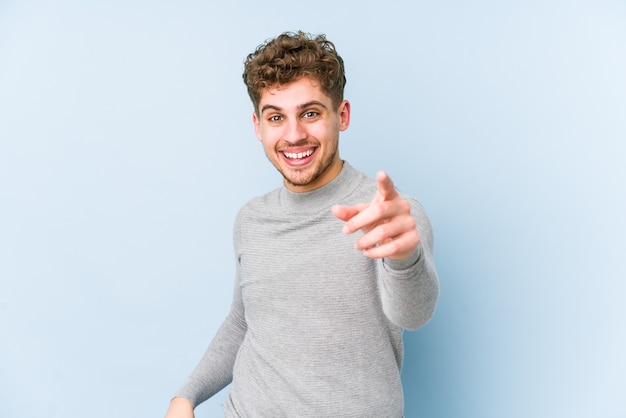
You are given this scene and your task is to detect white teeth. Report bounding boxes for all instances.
[284,149,313,159]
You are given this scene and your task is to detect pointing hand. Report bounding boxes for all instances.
[332,171,420,261]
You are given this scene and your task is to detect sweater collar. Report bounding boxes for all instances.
[277,161,360,213]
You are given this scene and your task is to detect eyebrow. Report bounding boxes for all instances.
[260,100,329,115]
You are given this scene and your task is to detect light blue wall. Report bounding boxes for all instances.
[1,1,624,417]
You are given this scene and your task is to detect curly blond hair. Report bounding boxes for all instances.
[243,31,347,113]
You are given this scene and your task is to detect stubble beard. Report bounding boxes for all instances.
[273,143,339,189]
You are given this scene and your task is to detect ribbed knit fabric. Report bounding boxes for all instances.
[174,162,439,417]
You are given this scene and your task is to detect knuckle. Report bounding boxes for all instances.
[388,239,401,254]
[399,199,411,212]
[378,222,393,239]
[372,202,386,217]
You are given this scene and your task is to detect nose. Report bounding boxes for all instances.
[284,118,307,144]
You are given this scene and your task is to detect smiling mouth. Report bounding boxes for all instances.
[282,148,315,160]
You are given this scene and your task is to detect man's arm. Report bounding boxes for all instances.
[332,171,439,330]
[376,197,439,330]
[172,306,247,404]
[165,269,247,412]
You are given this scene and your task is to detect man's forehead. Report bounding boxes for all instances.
[258,78,331,110]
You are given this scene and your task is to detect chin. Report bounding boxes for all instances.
[282,169,319,188]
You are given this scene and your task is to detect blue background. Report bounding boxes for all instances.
[1,1,624,417]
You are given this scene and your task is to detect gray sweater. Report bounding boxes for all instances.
[175,162,439,417]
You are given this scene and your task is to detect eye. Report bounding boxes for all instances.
[268,115,283,122]
[303,111,318,119]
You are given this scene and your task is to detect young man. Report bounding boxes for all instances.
[165,31,439,418]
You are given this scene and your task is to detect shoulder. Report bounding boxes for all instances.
[238,187,281,215]
[233,187,281,234]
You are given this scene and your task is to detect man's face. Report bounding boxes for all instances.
[253,77,350,193]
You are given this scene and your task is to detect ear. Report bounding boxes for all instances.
[338,100,351,132]
[252,111,262,141]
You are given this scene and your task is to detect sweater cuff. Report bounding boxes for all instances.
[382,242,423,272]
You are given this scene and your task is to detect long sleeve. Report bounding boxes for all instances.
[378,197,439,331]
[173,274,247,407]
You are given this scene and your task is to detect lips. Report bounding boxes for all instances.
[280,147,317,165]
[283,148,315,159]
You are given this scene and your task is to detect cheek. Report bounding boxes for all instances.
[314,125,339,144]
[320,119,341,136]
[260,124,289,145]
[256,125,269,143]
[259,129,280,150]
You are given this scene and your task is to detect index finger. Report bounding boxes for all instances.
[377,171,399,201]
